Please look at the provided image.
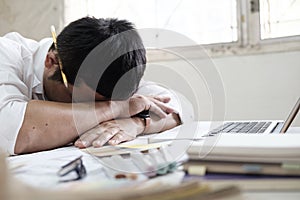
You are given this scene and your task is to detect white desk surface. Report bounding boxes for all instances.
[6,126,300,200]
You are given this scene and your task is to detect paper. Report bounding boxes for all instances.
[7,146,107,189]
[7,143,187,190]
[148,121,211,143]
[82,141,170,157]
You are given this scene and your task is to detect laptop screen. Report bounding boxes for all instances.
[280,97,300,133]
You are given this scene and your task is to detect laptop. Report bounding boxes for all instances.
[149,97,300,142]
[204,97,300,136]
[148,97,300,164]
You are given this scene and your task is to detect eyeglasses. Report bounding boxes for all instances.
[50,25,68,88]
[57,156,87,182]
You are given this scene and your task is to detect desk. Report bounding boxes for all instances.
[5,127,300,199]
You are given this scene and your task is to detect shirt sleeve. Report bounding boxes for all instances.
[0,37,30,155]
[0,101,27,155]
[135,80,194,123]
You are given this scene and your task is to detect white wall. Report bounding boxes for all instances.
[145,51,300,126]
[0,0,64,40]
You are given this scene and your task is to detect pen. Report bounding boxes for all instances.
[50,25,68,88]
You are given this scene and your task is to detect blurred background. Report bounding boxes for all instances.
[1,0,299,125]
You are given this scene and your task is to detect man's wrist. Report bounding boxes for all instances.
[132,117,147,134]
[133,110,151,134]
[110,101,124,118]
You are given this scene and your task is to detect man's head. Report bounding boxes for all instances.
[45,17,146,102]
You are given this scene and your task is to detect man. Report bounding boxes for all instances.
[0,17,181,155]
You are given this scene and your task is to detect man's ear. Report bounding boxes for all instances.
[45,51,58,69]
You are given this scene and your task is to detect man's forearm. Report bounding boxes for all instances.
[74,112,181,148]
[15,100,119,154]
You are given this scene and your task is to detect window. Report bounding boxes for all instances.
[260,0,300,40]
[64,0,238,46]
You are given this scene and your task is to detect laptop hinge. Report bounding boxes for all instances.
[271,122,284,133]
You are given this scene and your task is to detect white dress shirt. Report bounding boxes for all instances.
[0,33,192,155]
[0,32,52,155]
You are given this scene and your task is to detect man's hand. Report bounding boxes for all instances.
[74,95,176,149]
[74,118,144,148]
[116,95,174,118]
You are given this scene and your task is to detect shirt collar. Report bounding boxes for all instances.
[32,38,52,99]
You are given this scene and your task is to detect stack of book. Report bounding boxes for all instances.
[183,134,300,191]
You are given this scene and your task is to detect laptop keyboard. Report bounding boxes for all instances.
[207,122,272,136]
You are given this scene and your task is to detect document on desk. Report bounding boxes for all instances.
[148,121,209,143]
[5,146,214,200]
[7,146,110,189]
[81,141,171,157]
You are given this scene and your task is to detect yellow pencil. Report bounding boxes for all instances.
[50,25,68,88]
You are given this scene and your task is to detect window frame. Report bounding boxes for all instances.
[147,0,300,62]
[63,0,300,62]
[248,0,300,44]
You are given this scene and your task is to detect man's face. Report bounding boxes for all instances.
[67,81,108,102]
[43,78,108,103]
[44,51,108,103]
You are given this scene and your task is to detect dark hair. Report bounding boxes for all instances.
[52,17,146,100]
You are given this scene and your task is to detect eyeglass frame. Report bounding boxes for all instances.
[57,156,87,182]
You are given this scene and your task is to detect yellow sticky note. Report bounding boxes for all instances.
[118,141,170,149]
